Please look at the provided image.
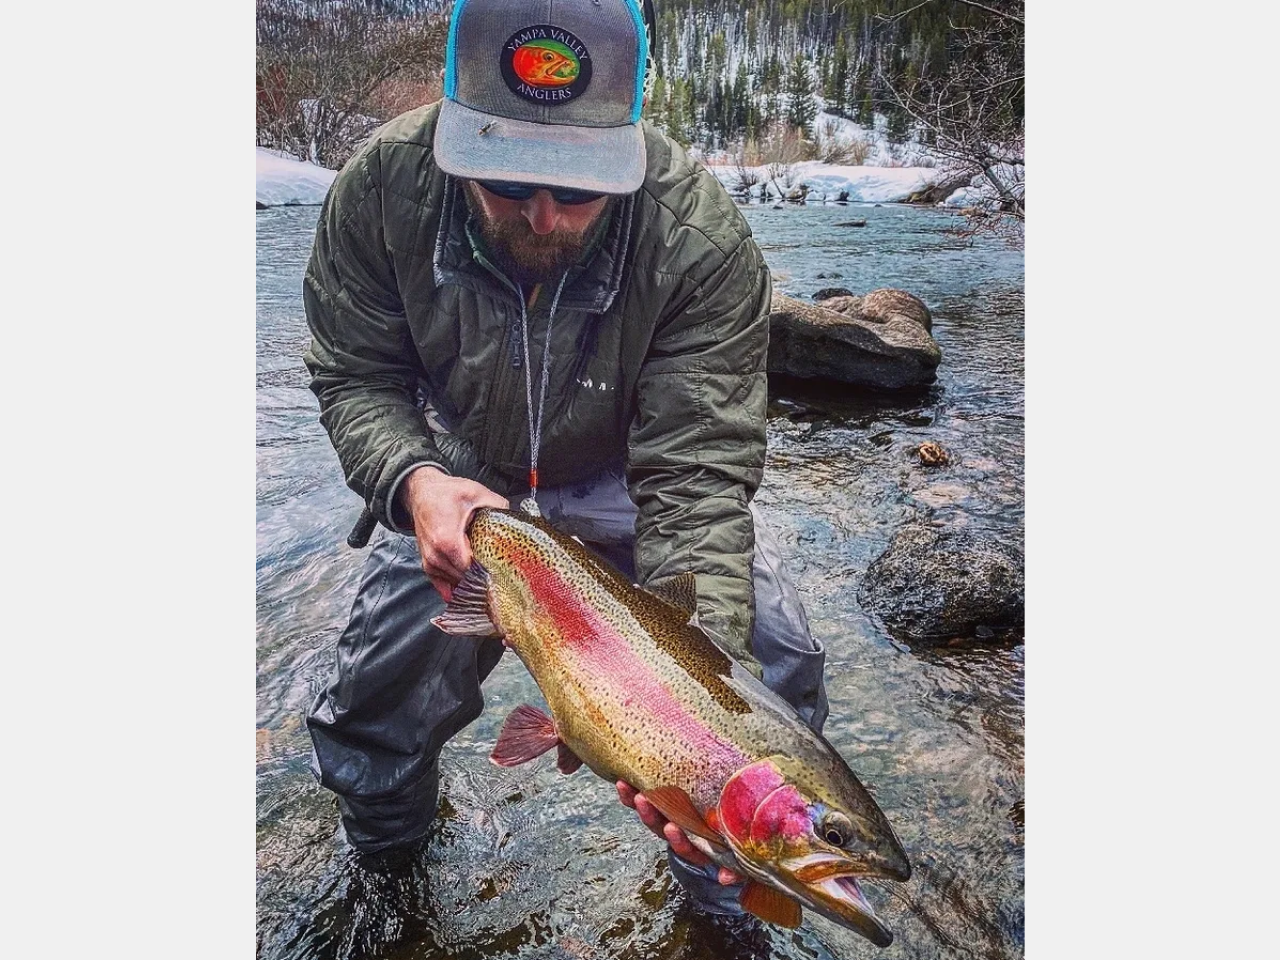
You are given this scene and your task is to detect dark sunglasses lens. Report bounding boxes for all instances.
[479,180,602,205]
[551,188,605,205]
[479,180,535,201]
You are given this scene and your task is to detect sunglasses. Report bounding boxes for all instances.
[477,179,606,206]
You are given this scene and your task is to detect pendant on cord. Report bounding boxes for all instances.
[520,469,541,518]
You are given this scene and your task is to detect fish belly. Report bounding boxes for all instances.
[507,606,750,812]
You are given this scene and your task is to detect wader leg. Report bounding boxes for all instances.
[535,472,829,916]
[306,533,504,855]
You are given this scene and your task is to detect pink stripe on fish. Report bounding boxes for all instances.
[519,557,749,770]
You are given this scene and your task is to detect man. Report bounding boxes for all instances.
[303,0,829,918]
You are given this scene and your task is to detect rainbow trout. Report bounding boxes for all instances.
[433,508,910,945]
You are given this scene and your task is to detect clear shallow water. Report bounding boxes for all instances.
[256,200,1024,959]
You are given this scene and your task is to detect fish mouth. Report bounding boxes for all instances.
[782,856,896,947]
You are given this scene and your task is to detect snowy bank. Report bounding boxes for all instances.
[705,161,940,204]
[256,148,336,207]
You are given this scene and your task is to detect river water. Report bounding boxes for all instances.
[256,200,1024,960]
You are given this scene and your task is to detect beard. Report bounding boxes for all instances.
[463,181,610,287]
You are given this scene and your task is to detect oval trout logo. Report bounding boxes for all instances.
[513,41,579,87]
[501,25,592,105]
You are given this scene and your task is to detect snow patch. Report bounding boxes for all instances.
[256,148,336,207]
[704,161,939,204]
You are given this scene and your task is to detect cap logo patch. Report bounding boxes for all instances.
[501,25,592,104]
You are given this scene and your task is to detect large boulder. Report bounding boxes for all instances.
[814,289,933,333]
[768,291,941,388]
[857,522,1024,642]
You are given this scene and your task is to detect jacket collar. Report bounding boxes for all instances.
[432,176,633,315]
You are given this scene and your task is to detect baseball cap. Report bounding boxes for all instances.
[434,0,649,195]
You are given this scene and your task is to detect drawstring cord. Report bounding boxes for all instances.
[516,271,570,518]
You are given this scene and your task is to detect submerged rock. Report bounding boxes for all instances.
[915,441,950,466]
[812,286,855,301]
[858,522,1024,642]
[768,291,941,388]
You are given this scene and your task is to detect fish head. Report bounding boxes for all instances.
[462,508,595,631]
[511,41,580,87]
[715,756,910,947]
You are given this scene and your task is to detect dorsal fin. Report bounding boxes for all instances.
[643,572,699,620]
[739,880,803,928]
[430,562,499,636]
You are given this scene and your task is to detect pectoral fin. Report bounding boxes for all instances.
[491,704,560,767]
[431,562,499,636]
[739,880,803,928]
[643,786,727,849]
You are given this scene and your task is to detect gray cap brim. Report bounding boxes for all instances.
[435,99,646,195]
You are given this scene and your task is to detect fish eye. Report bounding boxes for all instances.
[819,812,854,848]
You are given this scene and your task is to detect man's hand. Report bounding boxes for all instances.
[400,465,508,600]
[616,781,743,885]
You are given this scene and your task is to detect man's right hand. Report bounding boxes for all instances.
[399,465,508,601]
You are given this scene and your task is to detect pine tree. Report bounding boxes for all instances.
[759,53,783,131]
[886,59,918,143]
[829,33,849,116]
[731,61,750,141]
[785,54,816,138]
[852,59,873,126]
[646,73,668,132]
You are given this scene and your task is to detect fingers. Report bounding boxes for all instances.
[417,539,467,597]
[662,821,712,868]
[616,781,638,808]
[473,487,511,511]
[406,475,510,594]
[633,795,668,836]
[617,783,668,841]
[428,575,453,603]
[617,782,730,877]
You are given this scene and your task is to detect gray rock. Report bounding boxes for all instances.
[812,286,855,301]
[834,219,867,227]
[768,291,941,388]
[256,200,269,210]
[861,288,932,332]
[813,294,863,317]
[857,522,1024,642]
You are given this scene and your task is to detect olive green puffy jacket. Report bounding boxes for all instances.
[303,102,771,665]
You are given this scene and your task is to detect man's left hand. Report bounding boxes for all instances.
[616,781,743,885]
